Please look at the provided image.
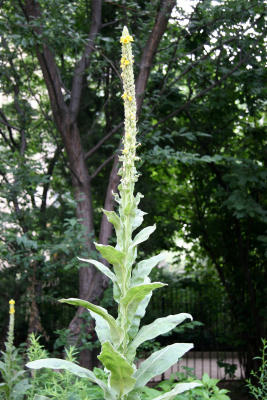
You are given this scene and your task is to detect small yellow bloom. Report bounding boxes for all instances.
[120,35,134,44]
[120,57,130,69]
[9,299,15,314]
[9,299,15,305]
[128,95,133,102]
[121,93,128,100]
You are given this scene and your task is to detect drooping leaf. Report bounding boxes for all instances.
[131,225,156,247]
[98,342,136,397]
[26,358,107,393]
[59,298,122,346]
[121,282,165,324]
[77,258,116,283]
[131,253,166,285]
[152,382,202,400]
[134,343,193,388]
[127,313,192,360]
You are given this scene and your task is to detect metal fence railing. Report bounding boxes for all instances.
[137,351,245,382]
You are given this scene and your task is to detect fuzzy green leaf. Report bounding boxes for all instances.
[128,289,152,340]
[98,342,136,397]
[152,382,202,400]
[131,253,166,285]
[12,378,31,399]
[102,209,121,232]
[127,313,192,360]
[134,343,193,388]
[131,225,156,247]
[94,243,124,266]
[94,243,125,280]
[77,258,116,283]
[121,282,165,323]
[0,382,8,392]
[90,310,111,345]
[59,298,122,346]
[132,209,147,231]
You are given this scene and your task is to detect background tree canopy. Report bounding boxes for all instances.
[0,0,266,376]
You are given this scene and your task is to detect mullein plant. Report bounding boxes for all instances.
[0,300,30,400]
[27,27,201,400]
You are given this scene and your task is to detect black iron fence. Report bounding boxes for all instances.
[143,283,236,352]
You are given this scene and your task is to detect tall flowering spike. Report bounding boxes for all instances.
[119,26,138,198]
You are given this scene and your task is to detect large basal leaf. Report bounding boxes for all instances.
[131,253,166,285]
[121,282,165,323]
[134,343,193,388]
[98,342,136,397]
[152,382,202,400]
[127,313,192,360]
[59,298,122,346]
[26,358,107,393]
[131,225,156,248]
[77,258,116,283]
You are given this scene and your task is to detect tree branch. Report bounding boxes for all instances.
[149,51,252,132]
[69,0,102,121]
[90,152,116,181]
[20,0,68,127]
[135,0,176,114]
[84,121,123,160]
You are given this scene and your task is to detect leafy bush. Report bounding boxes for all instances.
[246,338,267,400]
[140,372,230,400]
[26,333,101,400]
[0,300,30,400]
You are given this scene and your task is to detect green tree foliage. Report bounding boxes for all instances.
[0,0,266,375]
[136,0,266,377]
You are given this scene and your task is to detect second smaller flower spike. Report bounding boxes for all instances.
[9,299,15,314]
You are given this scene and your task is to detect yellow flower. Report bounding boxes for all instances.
[121,93,128,100]
[9,299,15,305]
[9,299,15,314]
[128,95,133,102]
[120,57,130,69]
[120,35,134,44]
